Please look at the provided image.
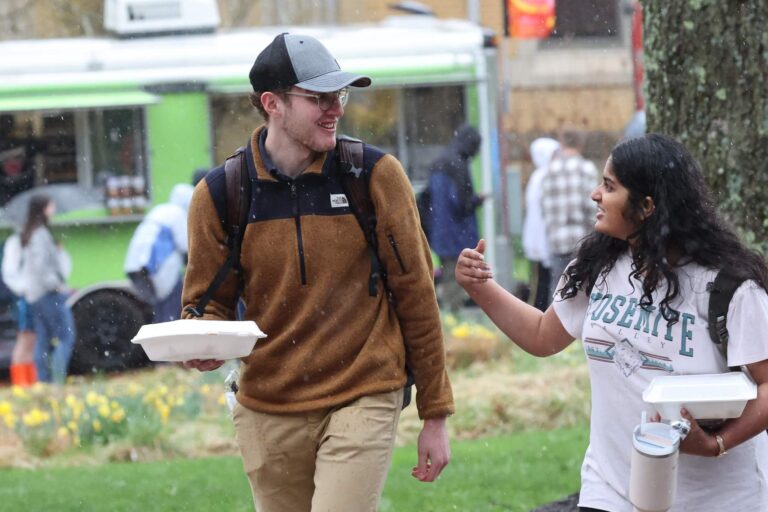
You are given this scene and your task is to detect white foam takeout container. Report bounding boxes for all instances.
[643,372,757,421]
[131,320,266,362]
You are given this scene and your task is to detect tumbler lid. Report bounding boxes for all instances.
[632,422,680,457]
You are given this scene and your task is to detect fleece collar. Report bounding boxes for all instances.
[249,126,330,182]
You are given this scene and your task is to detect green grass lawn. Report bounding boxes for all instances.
[0,425,587,511]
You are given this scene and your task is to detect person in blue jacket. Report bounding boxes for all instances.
[426,124,484,314]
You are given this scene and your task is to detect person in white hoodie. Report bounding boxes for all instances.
[2,231,37,386]
[521,137,560,310]
[124,183,194,323]
[20,194,75,384]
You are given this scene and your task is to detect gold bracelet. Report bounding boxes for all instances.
[715,434,728,457]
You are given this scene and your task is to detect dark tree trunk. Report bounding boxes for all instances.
[642,0,768,250]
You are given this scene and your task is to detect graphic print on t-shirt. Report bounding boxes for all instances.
[584,336,673,377]
[583,283,698,377]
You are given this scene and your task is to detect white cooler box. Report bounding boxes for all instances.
[131,319,266,362]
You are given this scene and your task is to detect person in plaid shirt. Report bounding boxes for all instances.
[540,129,598,296]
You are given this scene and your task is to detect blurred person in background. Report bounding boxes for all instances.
[20,194,75,384]
[522,137,560,311]
[425,124,484,314]
[2,231,37,386]
[0,114,39,206]
[124,183,194,323]
[540,128,598,294]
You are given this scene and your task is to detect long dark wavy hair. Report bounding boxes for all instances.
[559,134,768,323]
[21,194,53,247]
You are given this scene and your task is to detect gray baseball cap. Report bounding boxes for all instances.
[249,33,371,93]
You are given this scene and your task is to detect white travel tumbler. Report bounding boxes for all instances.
[629,421,680,512]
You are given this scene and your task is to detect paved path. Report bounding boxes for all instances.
[530,493,579,511]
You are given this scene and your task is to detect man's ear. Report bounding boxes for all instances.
[640,196,655,220]
[261,92,282,118]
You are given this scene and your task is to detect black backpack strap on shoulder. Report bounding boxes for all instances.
[337,136,390,301]
[185,146,249,318]
[707,268,747,362]
[337,136,412,409]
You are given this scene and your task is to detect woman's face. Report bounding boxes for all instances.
[591,158,640,241]
[44,201,56,219]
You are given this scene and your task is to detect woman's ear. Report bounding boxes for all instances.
[640,196,655,220]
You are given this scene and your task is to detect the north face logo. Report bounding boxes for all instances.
[330,193,349,208]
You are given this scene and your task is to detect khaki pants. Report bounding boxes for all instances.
[233,389,403,512]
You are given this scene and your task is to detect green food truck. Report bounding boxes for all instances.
[0,10,501,375]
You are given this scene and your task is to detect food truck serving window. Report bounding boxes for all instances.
[0,107,148,213]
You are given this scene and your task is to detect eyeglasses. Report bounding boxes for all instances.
[285,88,350,111]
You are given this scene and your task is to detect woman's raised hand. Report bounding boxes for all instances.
[455,239,493,288]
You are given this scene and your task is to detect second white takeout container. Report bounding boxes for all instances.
[131,319,267,362]
[643,372,757,421]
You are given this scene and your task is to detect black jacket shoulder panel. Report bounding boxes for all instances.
[363,143,386,175]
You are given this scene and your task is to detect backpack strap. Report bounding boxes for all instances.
[707,268,747,364]
[337,136,391,302]
[337,136,413,408]
[185,146,250,318]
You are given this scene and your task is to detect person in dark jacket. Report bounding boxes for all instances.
[426,124,484,314]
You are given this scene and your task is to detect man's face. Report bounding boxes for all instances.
[278,87,346,153]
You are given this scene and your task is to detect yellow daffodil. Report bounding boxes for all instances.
[85,391,101,407]
[200,384,211,395]
[111,409,125,423]
[3,413,17,429]
[0,401,12,417]
[22,408,51,428]
[92,419,102,433]
[57,426,69,438]
[157,404,171,424]
[470,325,497,340]
[11,386,28,399]
[451,324,471,338]
[98,404,111,418]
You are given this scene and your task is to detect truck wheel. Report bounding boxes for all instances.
[69,288,153,375]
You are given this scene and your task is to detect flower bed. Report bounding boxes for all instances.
[0,318,590,467]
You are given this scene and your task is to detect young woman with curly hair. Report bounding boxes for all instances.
[456,134,768,511]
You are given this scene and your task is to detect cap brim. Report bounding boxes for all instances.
[295,70,371,92]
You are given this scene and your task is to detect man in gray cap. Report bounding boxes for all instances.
[181,33,454,511]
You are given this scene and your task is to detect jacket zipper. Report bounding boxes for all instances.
[290,181,307,285]
[387,233,407,274]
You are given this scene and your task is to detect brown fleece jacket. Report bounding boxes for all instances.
[182,127,454,419]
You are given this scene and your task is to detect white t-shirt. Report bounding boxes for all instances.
[554,252,768,511]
